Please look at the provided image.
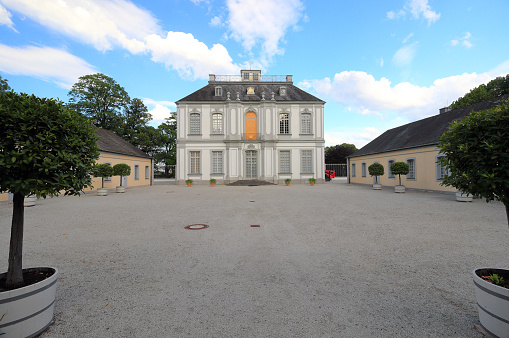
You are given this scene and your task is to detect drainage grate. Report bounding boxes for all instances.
[251,225,260,228]
[185,224,209,230]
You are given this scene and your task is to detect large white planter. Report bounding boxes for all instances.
[473,268,509,338]
[116,186,125,193]
[456,191,473,202]
[97,188,108,196]
[394,185,405,193]
[0,267,58,337]
[373,184,382,190]
[24,195,37,207]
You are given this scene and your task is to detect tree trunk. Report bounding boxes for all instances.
[119,176,122,186]
[506,203,509,229]
[102,178,104,188]
[6,193,25,288]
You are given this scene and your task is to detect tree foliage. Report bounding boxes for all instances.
[1,90,99,288]
[325,143,358,164]
[390,162,409,186]
[450,74,509,110]
[155,115,177,167]
[67,73,130,132]
[439,100,509,226]
[122,98,152,146]
[368,163,384,178]
[92,163,114,188]
[113,163,131,186]
[0,75,11,92]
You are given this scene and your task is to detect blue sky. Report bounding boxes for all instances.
[1,0,508,148]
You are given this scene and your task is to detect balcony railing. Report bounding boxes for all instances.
[214,75,288,82]
[241,133,261,141]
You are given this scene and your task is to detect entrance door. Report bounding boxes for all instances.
[245,150,257,179]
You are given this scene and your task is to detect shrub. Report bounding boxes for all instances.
[113,163,131,186]
[368,163,384,184]
[92,163,114,188]
[390,162,409,186]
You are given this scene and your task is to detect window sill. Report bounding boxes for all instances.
[299,133,314,136]
[187,134,202,136]
[277,134,292,136]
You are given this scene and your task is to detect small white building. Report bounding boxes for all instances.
[175,70,325,185]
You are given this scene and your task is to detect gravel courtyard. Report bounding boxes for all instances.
[1,180,507,337]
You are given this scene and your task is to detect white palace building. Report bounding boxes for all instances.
[175,70,325,185]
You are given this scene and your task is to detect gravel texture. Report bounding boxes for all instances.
[1,179,507,337]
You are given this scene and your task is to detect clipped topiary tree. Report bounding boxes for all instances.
[368,163,384,185]
[439,100,509,226]
[113,163,131,186]
[92,163,114,188]
[390,162,409,186]
[0,91,99,289]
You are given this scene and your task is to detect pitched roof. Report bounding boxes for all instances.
[176,83,324,103]
[96,128,151,159]
[350,94,509,158]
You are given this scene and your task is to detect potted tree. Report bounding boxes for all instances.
[185,179,193,187]
[210,178,216,187]
[368,163,384,190]
[113,163,131,193]
[439,99,509,337]
[92,163,114,196]
[309,178,316,186]
[285,178,291,186]
[0,91,98,337]
[390,162,409,193]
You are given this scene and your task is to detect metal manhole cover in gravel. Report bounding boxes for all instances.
[185,224,209,230]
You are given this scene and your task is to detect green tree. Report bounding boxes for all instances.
[0,75,11,92]
[113,163,131,186]
[0,91,99,288]
[135,125,162,158]
[390,162,409,186]
[325,143,358,164]
[92,163,114,188]
[368,163,384,184]
[67,73,130,132]
[122,98,152,146]
[155,114,177,176]
[450,74,509,110]
[439,100,509,226]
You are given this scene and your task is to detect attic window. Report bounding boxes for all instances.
[280,87,287,96]
[215,87,222,96]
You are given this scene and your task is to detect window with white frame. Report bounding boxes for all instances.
[189,113,201,134]
[436,155,449,180]
[212,151,223,174]
[279,112,289,134]
[145,165,150,179]
[134,165,139,180]
[361,162,366,177]
[280,87,287,96]
[215,87,222,96]
[212,113,223,134]
[351,163,356,177]
[406,158,416,180]
[300,112,312,134]
[388,159,395,178]
[104,162,112,182]
[301,150,312,174]
[190,151,200,174]
[280,150,291,173]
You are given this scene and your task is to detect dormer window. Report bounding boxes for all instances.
[215,87,222,96]
[280,87,287,96]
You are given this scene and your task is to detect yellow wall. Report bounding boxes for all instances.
[0,152,152,202]
[89,152,152,190]
[349,145,456,192]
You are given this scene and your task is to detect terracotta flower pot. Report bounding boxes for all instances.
[187,183,191,187]
[211,182,215,187]
[310,182,315,186]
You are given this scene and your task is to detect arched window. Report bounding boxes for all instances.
[300,112,312,134]
[189,113,200,134]
[279,112,289,134]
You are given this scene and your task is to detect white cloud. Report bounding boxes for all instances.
[145,31,240,79]
[1,0,241,80]
[209,16,222,27]
[226,0,305,65]
[402,32,414,44]
[1,0,161,54]
[0,4,15,30]
[0,44,97,88]
[299,69,496,121]
[387,0,440,25]
[392,41,418,67]
[325,128,382,148]
[451,32,473,48]
[143,98,176,125]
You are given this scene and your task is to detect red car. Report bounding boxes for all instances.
[325,170,335,181]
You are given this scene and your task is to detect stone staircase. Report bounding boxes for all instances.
[227,180,275,186]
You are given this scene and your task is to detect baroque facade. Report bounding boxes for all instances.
[175,70,325,185]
